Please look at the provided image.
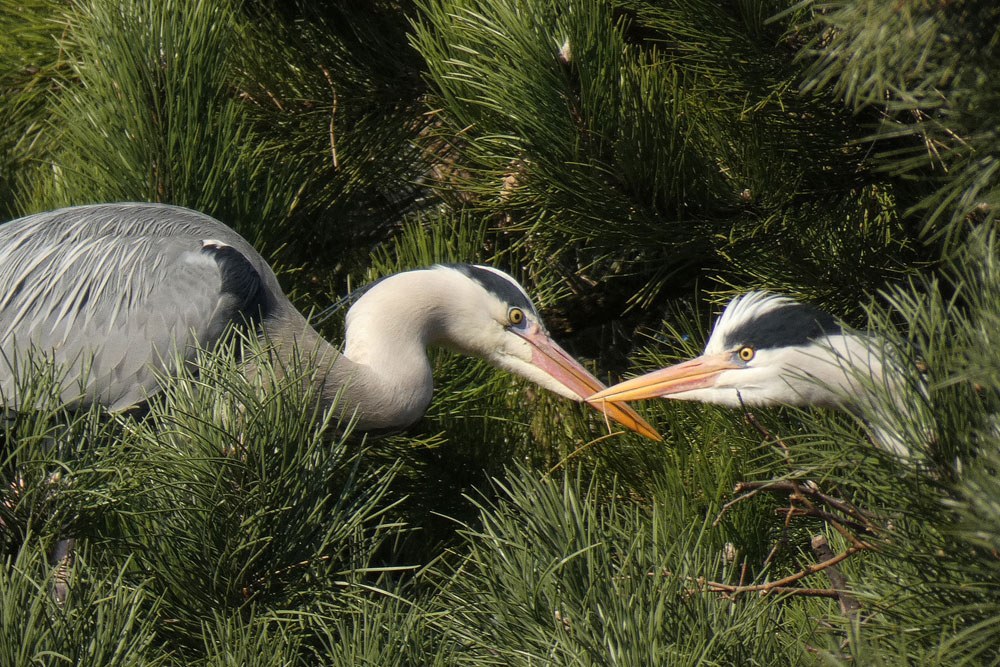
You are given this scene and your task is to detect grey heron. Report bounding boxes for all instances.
[0,202,659,440]
[587,292,910,453]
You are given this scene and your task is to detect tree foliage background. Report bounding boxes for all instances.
[1,0,998,663]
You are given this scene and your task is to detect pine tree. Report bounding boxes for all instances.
[0,0,997,663]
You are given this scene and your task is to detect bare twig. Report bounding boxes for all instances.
[695,545,865,597]
[705,417,876,598]
[776,506,871,533]
[763,495,797,566]
[788,486,876,552]
[733,481,881,536]
[812,534,861,615]
[712,486,764,526]
[320,66,338,169]
[743,408,791,460]
[542,430,628,480]
[736,395,792,463]
[648,563,840,598]
[755,586,841,599]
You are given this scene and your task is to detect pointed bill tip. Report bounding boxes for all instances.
[587,398,663,441]
[517,326,662,441]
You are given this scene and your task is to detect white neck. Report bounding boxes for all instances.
[333,272,448,429]
[265,268,510,432]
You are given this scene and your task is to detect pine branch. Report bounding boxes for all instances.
[682,545,866,598]
[727,481,881,538]
[810,534,860,616]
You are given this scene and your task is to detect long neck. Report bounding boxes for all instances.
[263,278,443,432]
[827,334,926,458]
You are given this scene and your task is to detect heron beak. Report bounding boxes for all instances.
[588,352,739,403]
[515,325,662,441]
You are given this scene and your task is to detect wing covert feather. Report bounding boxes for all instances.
[0,204,274,410]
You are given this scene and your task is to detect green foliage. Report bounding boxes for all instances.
[0,545,164,666]
[120,338,403,649]
[302,594,463,666]
[40,0,239,202]
[754,228,1000,664]
[198,609,304,666]
[411,0,918,327]
[0,0,71,222]
[797,0,1000,245]
[234,1,431,268]
[2,0,999,663]
[436,467,814,665]
[0,362,139,552]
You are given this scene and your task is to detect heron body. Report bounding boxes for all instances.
[0,203,275,410]
[0,203,659,439]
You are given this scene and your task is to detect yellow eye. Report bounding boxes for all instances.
[738,346,755,362]
[508,307,525,326]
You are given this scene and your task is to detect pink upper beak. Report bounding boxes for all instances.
[587,352,740,403]
[514,324,662,441]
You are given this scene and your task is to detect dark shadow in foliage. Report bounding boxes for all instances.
[237,0,435,286]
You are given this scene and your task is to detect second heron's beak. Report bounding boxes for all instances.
[514,325,662,441]
[588,353,740,403]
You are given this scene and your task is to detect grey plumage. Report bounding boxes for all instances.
[0,203,281,410]
[0,203,660,438]
[0,202,661,605]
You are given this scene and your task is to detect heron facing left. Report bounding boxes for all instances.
[589,292,869,409]
[0,203,658,440]
[587,292,911,452]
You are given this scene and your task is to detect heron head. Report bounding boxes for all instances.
[589,292,856,409]
[426,264,661,440]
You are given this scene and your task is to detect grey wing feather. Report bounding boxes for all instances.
[0,203,274,410]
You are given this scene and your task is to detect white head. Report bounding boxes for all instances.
[590,292,882,410]
[343,264,660,440]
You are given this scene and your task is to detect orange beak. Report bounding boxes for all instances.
[588,353,740,403]
[514,324,662,441]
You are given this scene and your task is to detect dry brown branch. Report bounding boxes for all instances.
[763,494,797,566]
[706,415,876,592]
[791,489,876,552]
[733,481,881,536]
[320,66,338,169]
[655,569,851,601]
[746,411,790,458]
[757,587,841,599]
[812,535,861,615]
[775,506,871,533]
[712,486,763,526]
[542,430,628,480]
[731,407,877,543]
[738,400,790,460]
[694,545,865,597]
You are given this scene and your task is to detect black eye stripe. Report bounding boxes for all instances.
[441,263,537,315]
[722,303,840,351]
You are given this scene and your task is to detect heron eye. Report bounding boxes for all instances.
[738,346,755,362]
[508,307,525,327]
